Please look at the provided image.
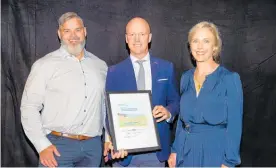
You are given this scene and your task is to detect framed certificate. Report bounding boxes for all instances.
[105,91,161,154]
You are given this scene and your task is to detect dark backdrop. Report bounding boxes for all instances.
[2,0,276,166]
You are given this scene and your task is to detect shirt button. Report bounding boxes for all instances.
[84,110,86,112]
[85,96,87,98]
[84,83,86,86]
[83,71,84,73]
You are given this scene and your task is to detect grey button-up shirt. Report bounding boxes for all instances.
[21,47,108,153]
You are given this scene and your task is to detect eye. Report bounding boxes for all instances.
[192,39,198,43]
[204,39,210,43]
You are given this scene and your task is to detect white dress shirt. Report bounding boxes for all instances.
[130,53,172,121]
[21,47,108,153]
[130,53,152,91]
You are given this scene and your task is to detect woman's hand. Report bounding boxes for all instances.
[168,153,177,168]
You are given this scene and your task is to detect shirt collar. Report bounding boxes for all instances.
[130,52,150,64]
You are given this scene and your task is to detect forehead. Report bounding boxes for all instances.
[60,17,83,29]
[126,20,150,33]
[192,27,214,39]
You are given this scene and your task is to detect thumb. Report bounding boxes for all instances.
[53,146,61,157]
[109,143,114,150]
[104,146,109,156]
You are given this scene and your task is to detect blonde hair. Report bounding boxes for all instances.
[188,21,222,63]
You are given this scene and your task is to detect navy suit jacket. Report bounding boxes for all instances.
[105,56,180,166]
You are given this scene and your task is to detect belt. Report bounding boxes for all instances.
[181,121,226,133]
[51,131,92,140]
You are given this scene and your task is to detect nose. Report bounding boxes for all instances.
[197,41,203,49]
[134,34,140,42]
[69,31,77,37]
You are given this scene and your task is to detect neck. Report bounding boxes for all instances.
[130,52,148,60]
[196,60,219,76]
[76,50,85,60]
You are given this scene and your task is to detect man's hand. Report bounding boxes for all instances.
[168,153,177,168]
[39,145,60,167]
[104,142,111,162]
[103,141,128,161]
[152,105,171,122]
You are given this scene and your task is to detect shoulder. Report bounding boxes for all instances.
[180,68,194,92]
[181,68,194,81]
[31,49,62,70]
[151,56,173,67]
[219,66,241,82]
[107,58,130,73]
[85,51,107,69]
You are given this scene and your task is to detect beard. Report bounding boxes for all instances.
[61,39,86,56]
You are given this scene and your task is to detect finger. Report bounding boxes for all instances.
[49,154,58,167]
[40,159,47,167]
[172,160,176,167]
[104,155,108,162]
[156,115,167,122]
[124,150,128,157]
[53,147,61,157]
[154,111,165,118]
[153,110,162,117]
[43,159,51,167]
[109,143,114,150]
[103,147,108,156]
[121,150,125,158]
[116,150,122,159]
[152,106,159,112]
[111,150,116,159]
[172,159,176,167]
[168,160,172,168]
[168,159,172,167]
[152,106,161,115]
[47,159,55,167]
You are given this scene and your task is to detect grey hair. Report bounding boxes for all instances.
[58,12,84,28]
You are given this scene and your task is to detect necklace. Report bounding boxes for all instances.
[194,75,205,92]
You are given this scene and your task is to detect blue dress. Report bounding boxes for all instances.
[171,65,243,167]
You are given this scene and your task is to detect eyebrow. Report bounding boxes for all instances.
[62,27,84,31]
[192,37,210,40]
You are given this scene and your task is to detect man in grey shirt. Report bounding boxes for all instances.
[21,12,108,167]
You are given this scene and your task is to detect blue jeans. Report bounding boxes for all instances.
[39,134,102,167]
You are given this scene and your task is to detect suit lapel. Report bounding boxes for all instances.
[150,56,159,103]
[123,57,137,91]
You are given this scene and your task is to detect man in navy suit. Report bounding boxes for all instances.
[104,17,180,167]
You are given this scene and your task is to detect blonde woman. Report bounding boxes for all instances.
[168,21,243,167]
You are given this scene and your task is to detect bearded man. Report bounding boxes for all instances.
[21,12,108,167]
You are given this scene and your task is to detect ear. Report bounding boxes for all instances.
[213,46,217,54]
[57,29,61,39]
[84,27,87,37]
[148,33,152,43]
[125,34,129,44]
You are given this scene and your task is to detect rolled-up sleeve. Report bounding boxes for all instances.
[20,60,51,153]
[222,72,243,167]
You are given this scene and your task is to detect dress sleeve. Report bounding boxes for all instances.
[222,72,243,167]
[171,72,188,153]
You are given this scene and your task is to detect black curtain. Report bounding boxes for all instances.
[2,0,276,166]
